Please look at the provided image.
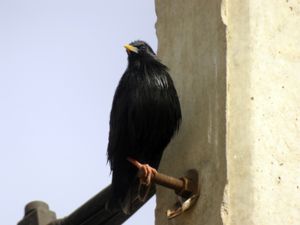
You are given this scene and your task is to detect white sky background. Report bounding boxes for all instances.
[0,1,157,224]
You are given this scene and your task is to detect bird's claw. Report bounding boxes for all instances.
[127,157,157,185]
[140,164,157,185]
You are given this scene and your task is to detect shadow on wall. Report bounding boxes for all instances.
[155,0,228,225]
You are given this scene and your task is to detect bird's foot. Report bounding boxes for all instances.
[127,157,157,185]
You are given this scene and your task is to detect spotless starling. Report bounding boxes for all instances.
[106,40,181,214]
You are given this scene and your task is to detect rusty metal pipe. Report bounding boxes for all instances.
[138,170,198,199]
[153,172,184,191]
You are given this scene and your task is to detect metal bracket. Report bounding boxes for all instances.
[165,169,199,219]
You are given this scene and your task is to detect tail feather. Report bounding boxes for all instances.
[106,163,138,214]
[120,181,154,214]
[119,180,139,214]
[106,178,153,215]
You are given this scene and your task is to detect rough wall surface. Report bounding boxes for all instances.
[226,0,300,224]
[155,0,300,224]
[155,1,227,225]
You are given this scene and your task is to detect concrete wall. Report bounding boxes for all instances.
[155,0,300,225]
[226,0,300,224]
[155,1,227,224]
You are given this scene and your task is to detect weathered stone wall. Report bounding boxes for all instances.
[155,1,227,224]
[155,0,300,225]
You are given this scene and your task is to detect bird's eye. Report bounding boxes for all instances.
[139,45,146,51]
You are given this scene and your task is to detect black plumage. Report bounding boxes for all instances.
[107,40,181,214]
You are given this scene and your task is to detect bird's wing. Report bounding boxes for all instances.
[127,71,181,166]
[107,73,131,170]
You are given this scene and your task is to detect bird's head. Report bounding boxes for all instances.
[124,40,157,64]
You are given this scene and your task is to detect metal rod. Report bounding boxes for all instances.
[153,172,184,191]
[138,170,197,199]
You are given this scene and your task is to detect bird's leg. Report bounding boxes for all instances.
[127,157,157,185]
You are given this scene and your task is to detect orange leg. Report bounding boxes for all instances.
[127,157,157,185]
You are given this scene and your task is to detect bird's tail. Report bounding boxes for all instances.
[120,180,153,214]
[106,164,138,215]
[106,180,152,215]
[119,181,140,214]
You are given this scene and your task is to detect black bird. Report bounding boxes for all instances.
[107,40,181,214]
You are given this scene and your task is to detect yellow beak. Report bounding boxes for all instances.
[124,44,138,53]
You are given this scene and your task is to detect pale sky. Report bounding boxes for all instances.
[0,1,157,224]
